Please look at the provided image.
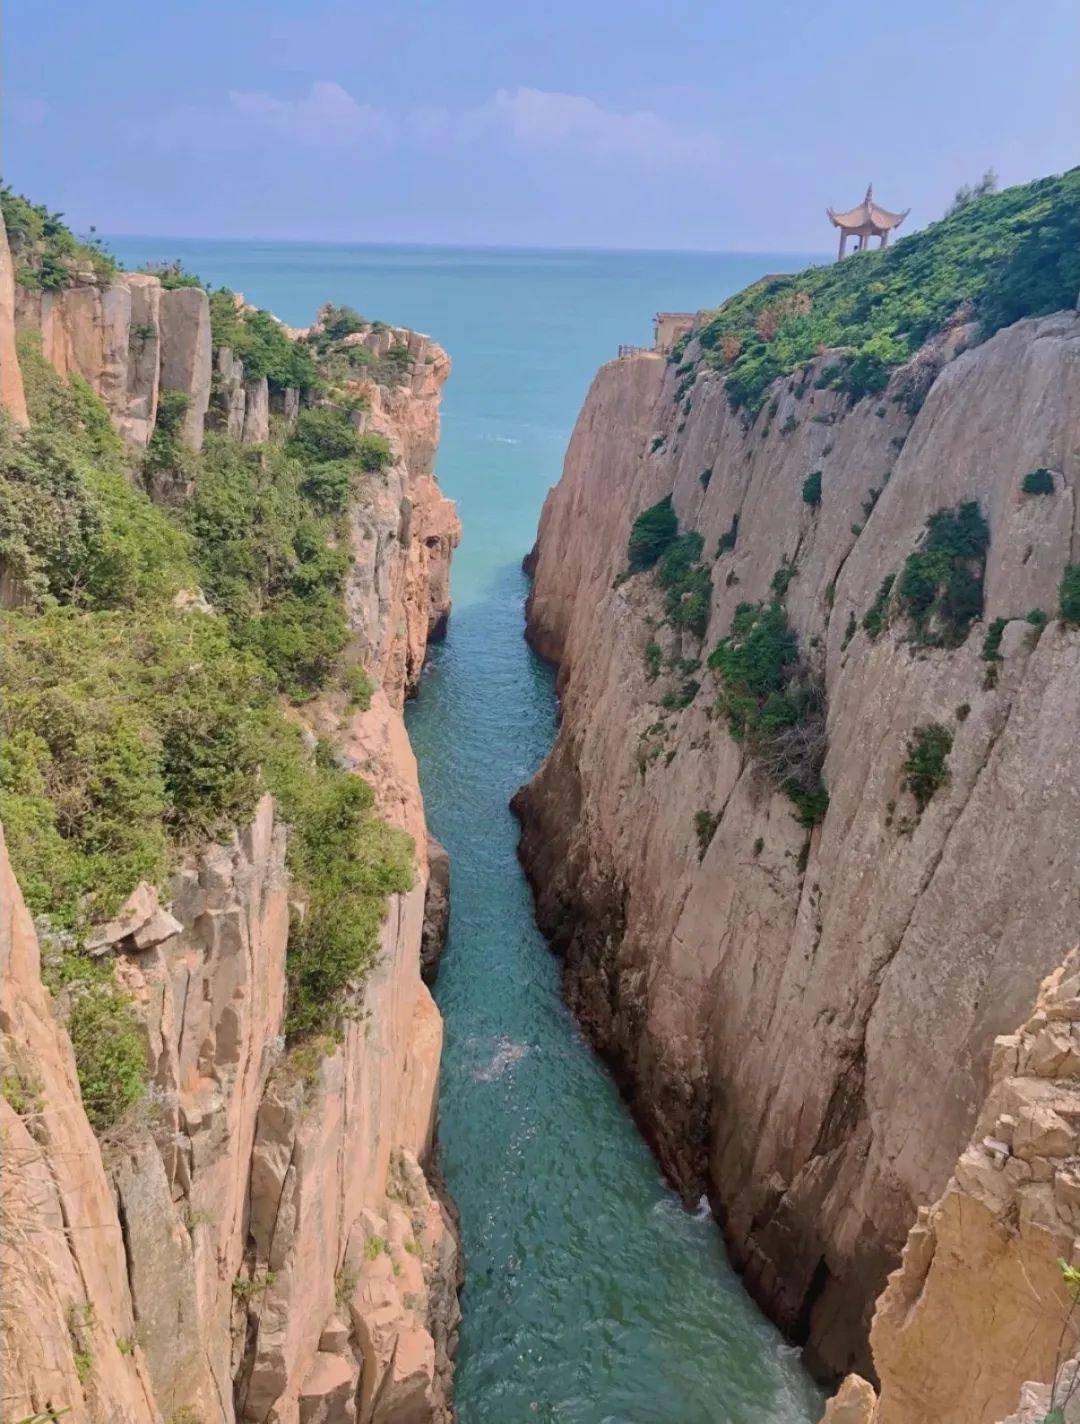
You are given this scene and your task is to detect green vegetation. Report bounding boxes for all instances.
[862,574,895,639]
[902,723,953,812]
[982,616,1008,662]
[801,470,822,507]
[716,513,739,557]
[306,304,414,392]
[694,167,1080,413]
[1021,467,1055,495]
[896,502,989,646]
[694,810,720,861]
[1,185,116,290]
[1060,564,1080,624]
[0,327,413,1099]
[627,496,678,571]
[708,601,828,826]
[66,983,147,1130]
[643,639,662,681]
[208,290,317,392]
[656,532,712,637]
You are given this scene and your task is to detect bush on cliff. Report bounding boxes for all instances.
[628,496,678,571]
[1,185,117,289]
[657,532,712,638]
[208,289,317,393]
[896,502,989,647]
[1060,565,1080,625]
[708,601,828,825]
[902,723,953,813]
[695,166,1080,413]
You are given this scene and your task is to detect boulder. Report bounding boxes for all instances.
[84,881,182,955]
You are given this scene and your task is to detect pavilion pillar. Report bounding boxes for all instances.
[880,230,889,249]
[838,231,848,260]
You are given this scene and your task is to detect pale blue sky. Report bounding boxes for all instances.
[3,0,1078,250]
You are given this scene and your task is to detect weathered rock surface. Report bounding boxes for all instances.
[820,952,1080,1423]
[420,836,451,982]
[159,286,212,449]
[344,340,460,702]
[516,311,1080,1379]
[0,208,28,424]
[242,374,270,444]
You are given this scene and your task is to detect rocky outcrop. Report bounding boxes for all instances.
[117,274,162,446]
[420,837,451,982]
[819,952,1080,1423]
[0,824,160,1424]
[159,286,213,449]
[0,209,28,425]
[344,340,460,702]
[242,375,270,445]
[516,310,1080,1379]
[1,308,460,1421]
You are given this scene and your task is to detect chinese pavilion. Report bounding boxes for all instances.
[827,185,909,260]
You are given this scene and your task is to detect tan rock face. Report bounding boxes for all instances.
[516,312,1080,1379]
[345,342,460,705]
[820,953,1080,1424]
[0,209,29,424]
[159,286,213,449]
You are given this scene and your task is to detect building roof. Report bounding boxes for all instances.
[826,185,909,234]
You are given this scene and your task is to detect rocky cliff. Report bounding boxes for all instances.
[819,951,1080,1423]
[0,209,462,1424]
[514,187,1080,1382]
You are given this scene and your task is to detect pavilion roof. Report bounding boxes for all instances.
[827,185,909,233]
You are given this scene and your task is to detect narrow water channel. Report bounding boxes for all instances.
[111,237,826,1424]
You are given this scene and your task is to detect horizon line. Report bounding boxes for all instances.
[101,231,834,261]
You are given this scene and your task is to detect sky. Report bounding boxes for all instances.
[3,0,1078,252]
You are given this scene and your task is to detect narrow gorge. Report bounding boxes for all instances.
[3,162,1080,1424]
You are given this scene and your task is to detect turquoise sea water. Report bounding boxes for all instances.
[111,238,827,1423]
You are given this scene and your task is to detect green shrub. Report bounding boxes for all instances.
[716,513,739,557]
[644,640,663,681]
[801,470,822,506]
[628,496,678,571]
[896,502,989,646]
[286,407,361,465]
[770,562,796,600]
[358,431,394,472]
[695,167,1080,414]
[657,532,712,637]
[208,290,317,392]
[1059,564,1080,624]
[694,810,719,861]
[982,616,1008,662]
[1,185,117,289]
[902,723,953,812]
[862,574,895,639]
[1021,467,1054,495]
[708,601,828,825]
[67,983,147,1130]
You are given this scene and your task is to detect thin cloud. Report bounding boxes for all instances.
[485,87,725,168]
[227,81,390,144]
[142,81,722,173]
